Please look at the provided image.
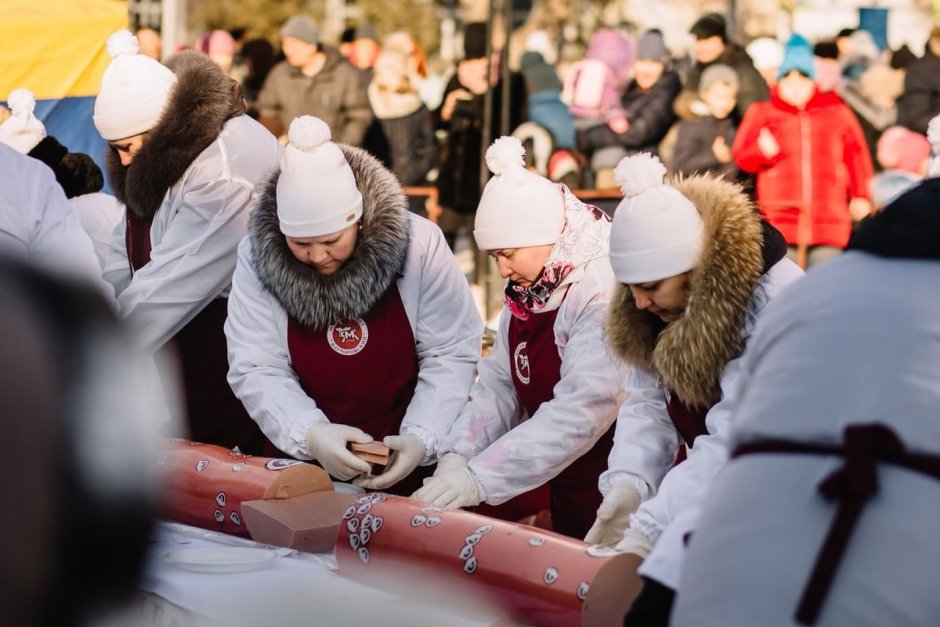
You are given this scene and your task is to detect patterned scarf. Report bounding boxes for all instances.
[505,186,612,320]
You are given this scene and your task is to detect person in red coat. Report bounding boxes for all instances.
[732,34,873,269]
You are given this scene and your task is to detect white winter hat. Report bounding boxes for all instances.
[93,30,177,141]
[276,116,363,238]
[473,136,565,251]
[0,89,46,154]
[746,37,785,72]
[608,153,704,284]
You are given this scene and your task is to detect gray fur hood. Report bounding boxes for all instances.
[606,173,764,409]
[106,51,246,218]
[250,144,410,329]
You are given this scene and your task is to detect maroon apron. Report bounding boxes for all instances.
[491,298,615,539]
[125,212,265,454]
[279,284,428,495]
[665,389,711,463]
[733,424,940,625]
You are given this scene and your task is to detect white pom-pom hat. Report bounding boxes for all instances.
[608,153,704,284]
[276,116,363,238]
[0,88,47,154]
[473,136,565,251]
[93,30,177,141]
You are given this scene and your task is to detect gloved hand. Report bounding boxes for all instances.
[584,482,643,546]
[412,465,482,509]
[305,422,373,481]
[432,452,469,475]
[353,434,426,490]
[615,528,653,558]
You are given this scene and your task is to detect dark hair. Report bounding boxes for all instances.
[240,38,276,99]
[890,44,917,70]
[690,13,727,42]
[837,28,857,39]
[813,41,839,60]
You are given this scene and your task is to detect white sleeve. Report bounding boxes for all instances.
[631,355,743,589]
[102,206,132,296]
[467,294,628,505]
[399,227,483,460]
[598,367,679,499]
[116,175,252,354]
[440,311,524,460]
[28,174,115,302]
[225,240,327,460]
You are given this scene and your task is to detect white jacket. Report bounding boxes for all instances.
[226,160,482,462]
[102,115,279,354]
[441,191,629,505]
[0,143,112,298]
[69,192,122,269]
[626,258,804,589]
[673,250,940,626]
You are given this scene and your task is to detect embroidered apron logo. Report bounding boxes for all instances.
[328,319,369,356]
[514,341,530,384]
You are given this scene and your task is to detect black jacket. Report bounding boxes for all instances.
[671,115,739,180]
[896,48,940,134]
[579,70,681,156]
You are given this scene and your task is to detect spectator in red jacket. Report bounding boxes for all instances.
[732,34,873,269]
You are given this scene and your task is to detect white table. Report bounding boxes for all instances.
[138,521,493,626]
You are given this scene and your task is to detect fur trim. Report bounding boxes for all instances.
[106,51,243,218]
[250,144,410,328]
[606,173,763,408]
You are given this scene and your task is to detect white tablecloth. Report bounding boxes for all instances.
[140,521,491,626]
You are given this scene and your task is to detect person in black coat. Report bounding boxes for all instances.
[434,22,525,249]
[897,26,940,135]
[672,63,741,181]
[578,30,680,188]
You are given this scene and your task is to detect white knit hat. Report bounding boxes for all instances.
[0,89,46,154]
[93,30,177,141]
[608,153,704,284]
[276,116,363,237]
[473,136,565,251]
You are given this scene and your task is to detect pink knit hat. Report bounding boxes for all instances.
[877,126,930,175]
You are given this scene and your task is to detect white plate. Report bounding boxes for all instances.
[165,547,278,574]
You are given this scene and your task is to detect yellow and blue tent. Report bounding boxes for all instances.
[0,0,127,182]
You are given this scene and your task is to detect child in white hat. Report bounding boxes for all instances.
[413,136,629,540]
[226,116,482,492]
[94,30,280,454]
[595,153,804,623]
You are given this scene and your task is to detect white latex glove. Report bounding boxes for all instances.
[615,528,653,558]
[353,434,426,490]
[305,422,373,481]
[412,466,482,509]
[584,482,643,546]
[432,452,469,476]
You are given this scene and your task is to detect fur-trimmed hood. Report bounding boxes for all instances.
[250,144,410,329]
[106,51,246,218]
[606,174,764,409]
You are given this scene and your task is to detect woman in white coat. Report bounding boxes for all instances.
[590,154,803,625]
[225,116,481,492]
[95,31,280,453]
[413,137,628,539]
[672,180,940,627]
